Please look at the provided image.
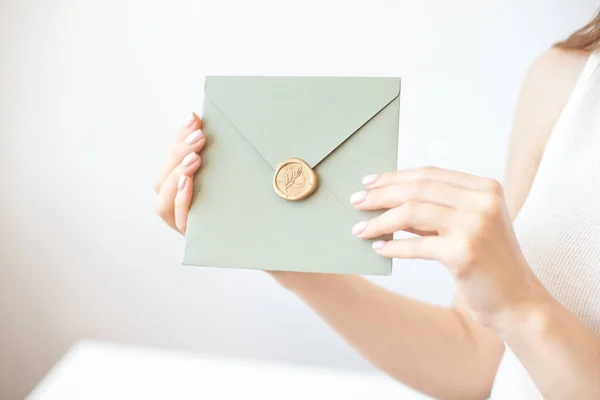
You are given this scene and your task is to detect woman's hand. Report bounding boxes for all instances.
[350,166,544,332]
[154,114,206,234]
[151,115,296,283]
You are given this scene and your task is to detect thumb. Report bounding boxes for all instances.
[174,175,193,234]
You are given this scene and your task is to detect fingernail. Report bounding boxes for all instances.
[372,240,386,250]
[362,174,378,185]
[181,152,198,167]
[185,129,204,144]
[350,191,367,205]
[185,114,195,128]
[352,221,368,235]
[178,175,187,191]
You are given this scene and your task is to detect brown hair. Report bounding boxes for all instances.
[556,10,600,50]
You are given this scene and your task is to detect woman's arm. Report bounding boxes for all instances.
[154,48,588,400]
[271,48,589,400]
[273,273,502,399]
[457,48,600,400]
[499,291,600,399]
[501,48,600,399]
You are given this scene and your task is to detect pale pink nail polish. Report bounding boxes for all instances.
[350,191,367,205]
[185,129,204,144]
[372,240,386,250]
[181,152,198,167]
[178,175,187,191]
[185,115,195,128]
[352,221,368,235]
[362,174,378,185]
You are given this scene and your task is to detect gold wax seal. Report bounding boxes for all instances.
[273,158,318,201]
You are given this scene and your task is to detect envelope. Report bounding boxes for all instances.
[183,76,400,275]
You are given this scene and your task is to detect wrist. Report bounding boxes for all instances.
[268,270,359,294]
[494,281,556,341]
[267,270,299,289]
[267,271,325,290]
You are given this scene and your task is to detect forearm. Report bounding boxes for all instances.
[273,272,502,400]
[498,289,600,399]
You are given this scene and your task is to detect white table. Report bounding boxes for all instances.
[28,341,430,399]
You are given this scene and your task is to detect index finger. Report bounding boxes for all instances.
[363,166,502,192]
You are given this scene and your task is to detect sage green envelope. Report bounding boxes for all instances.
[183,76,400,275]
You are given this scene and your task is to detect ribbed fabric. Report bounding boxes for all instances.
[490,52,600,398]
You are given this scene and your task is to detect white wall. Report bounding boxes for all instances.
[0,0,596,398]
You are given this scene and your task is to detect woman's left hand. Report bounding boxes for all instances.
[350,166,544,332]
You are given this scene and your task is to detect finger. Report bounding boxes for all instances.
[363,166,502,193]
[352,202,458,239]
[371,236,446,261]
[154,132,205,193]
[351,181,488,212]
[154,152,201,230]
[177,113,202,139]
[403,228,437,237]
[153,113,205,193]
[174,175,193,234]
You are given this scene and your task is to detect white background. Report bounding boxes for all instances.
[0,0,597,398]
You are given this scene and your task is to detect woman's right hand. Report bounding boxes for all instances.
[153,113,206,234]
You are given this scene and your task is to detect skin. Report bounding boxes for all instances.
[154,48,600,399]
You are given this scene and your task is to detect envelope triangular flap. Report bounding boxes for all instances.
[204,76,400,169]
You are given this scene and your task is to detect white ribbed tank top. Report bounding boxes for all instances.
[490,52,600,398]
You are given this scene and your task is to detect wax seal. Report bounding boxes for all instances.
[273,158,318,201]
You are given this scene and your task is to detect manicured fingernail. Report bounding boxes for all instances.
[350,191,367,205]
[178,175,187,191]
[185,129,204,144]
[181,152,198,167]
[352,221,368,235]
[362,174,378,185]
[185,114,195,128]
[372,240,386,250]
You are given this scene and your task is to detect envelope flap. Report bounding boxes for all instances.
[204,76,400,169]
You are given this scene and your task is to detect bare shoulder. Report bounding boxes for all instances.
[531,47,589,76]
[528,48,589,125]
[531,47,589,72]
[503,48,589,219]
[520,47,589,135]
